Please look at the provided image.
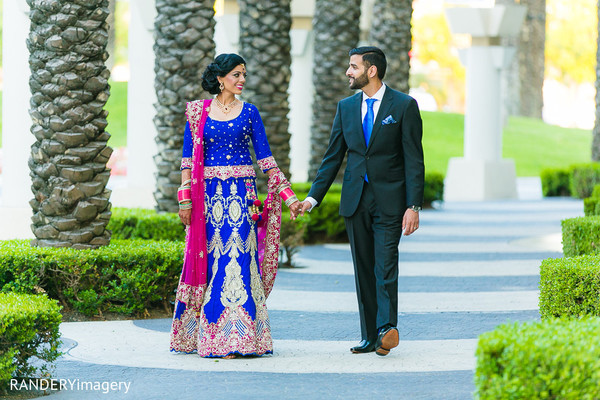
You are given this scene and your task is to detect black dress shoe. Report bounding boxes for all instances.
[376,326,399,356]
[350,339,376,354]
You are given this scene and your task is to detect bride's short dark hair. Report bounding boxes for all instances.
[201,53,246,95]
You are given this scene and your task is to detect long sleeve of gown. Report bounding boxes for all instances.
[181,121,193,170]
[249,105,277,173]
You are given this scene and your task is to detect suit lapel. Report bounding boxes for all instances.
[367,88,394,150]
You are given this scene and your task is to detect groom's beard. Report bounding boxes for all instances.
[349,70,369,90]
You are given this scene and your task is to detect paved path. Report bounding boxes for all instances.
[0,178,583,399]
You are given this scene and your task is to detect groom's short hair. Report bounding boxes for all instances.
[349,46,387,80]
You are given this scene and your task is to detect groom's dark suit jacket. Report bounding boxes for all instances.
[308,87,424,217]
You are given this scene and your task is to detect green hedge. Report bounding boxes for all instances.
[107,175,445,244]
[475,318,600,399]
[539,253,600,319]
[108,207,185,241]
[570,163,600,199]
[583,197,600,216]
[583,184,600,216]
[540,167,572,197]
[0,293,62,390]
[0,240,184,316]
[424,171,444,206]
[561,216,600,257]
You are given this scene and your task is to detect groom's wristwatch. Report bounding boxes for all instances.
[408,205,422,213]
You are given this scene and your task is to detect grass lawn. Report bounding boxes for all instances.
[422,110,592,176]
[105,81,128,148]
[0,84,593,178]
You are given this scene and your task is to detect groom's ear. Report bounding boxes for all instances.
[368,65,378,79]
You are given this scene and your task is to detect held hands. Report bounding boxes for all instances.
[288,201,302,220]
[289,200,312,220]
[402,208,419,236]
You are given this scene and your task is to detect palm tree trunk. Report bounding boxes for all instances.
[369,0,413,94]
[309,0,361,181]
[592,0,600,161]
[153,0,216,212]
[238,0,292,185]
[518,0,545,119]
[28,0,113,249]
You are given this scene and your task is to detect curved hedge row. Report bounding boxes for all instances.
[0,240,184,316]
[108,174,445,244]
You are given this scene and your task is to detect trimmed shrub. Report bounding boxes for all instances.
[475,318,600,399]
[561,216,600,257]
[539,253,600,319]
[583,197,600,216]
[540,167,572,197]
[583,184,600,216]
[424,171,444,206]
[109,207,185,241]
[570,163,600,199]
[0,240,184,316]
[303,192,347,243]
[0,293,62,390]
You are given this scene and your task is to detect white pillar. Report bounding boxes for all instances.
[1,0,31,207]
[443,5,525,201]
[464,46,502,162]
[126,0,157,194]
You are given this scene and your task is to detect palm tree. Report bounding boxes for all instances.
[497,0,545,119]
[238,0,293,182]
[309,0,361,181]
[27,0,113,249]
[592,0,600,161]
[369,0,413,94]
[518,0,545,119]
[153,0,216,212]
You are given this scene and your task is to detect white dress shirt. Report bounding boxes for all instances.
[305,84,387,211]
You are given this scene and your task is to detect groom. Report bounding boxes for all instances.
[300,46,424,356]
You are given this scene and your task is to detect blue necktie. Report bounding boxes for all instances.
[363,98,376,146]
[363,98,376,182]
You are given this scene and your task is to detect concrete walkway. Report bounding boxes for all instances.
[0,178,583,399]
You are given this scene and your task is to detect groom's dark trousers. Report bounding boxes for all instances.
[307,86,424,342]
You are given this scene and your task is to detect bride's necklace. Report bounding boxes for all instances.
[214,96,239,114]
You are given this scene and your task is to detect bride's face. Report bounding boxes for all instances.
[219,64,247,96]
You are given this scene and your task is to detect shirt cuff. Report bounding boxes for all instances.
[305,196,318,212]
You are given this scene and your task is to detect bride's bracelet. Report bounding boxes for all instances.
[279,187,298,207]
[178,183,192,210]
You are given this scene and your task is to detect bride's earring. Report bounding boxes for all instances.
[219,81,224,92]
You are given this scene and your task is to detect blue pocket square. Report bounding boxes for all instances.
[382,115,397,125]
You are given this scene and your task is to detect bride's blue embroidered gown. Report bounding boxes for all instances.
[172,102,278,357]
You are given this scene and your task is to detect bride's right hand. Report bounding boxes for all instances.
[179,208,192,226]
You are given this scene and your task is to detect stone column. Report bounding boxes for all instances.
[126,0,157,194]
[289,0,314,182]
[443,5,526,201]
[1,0,31,207]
